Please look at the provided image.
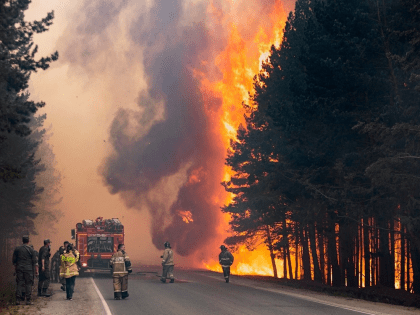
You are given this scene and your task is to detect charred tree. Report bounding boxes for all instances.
[327,218,341,287]
[308,222,322,282]
[266,226,278,278]
[364,221,371,287]
[301,226,312,281]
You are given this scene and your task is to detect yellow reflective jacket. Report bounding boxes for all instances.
[110,250,131,276]
[60,251,79,278]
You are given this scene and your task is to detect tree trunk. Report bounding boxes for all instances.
[408,233,420,293]
[410,245,420,293]
[407,239,411,292]
[287,245,293,279]
[364,220,370,287]
[301,225,312,281]
[401,224,405,290]
[347,222,356,288]
[266,226,278,278]
[295,226,299,280]
[308,222,322,282]
[356,222,360,287]
[283,246,287,278]
[328,219,341,286]
[379,219,393,287]
[318,224,325,283]
[390,219,395,288]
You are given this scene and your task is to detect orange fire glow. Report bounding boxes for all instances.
[205,243,282,276]
[201,1,287,277]
[178,210,194,224]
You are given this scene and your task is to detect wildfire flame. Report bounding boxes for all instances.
[178,210,194,224]
[201,1,287,277]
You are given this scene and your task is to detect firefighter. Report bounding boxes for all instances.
[50,246,63,283]
[219,245,234,283]
[60,243,79,300]
[21,245,38,301]
[160,241,174,283]
[60,241,69,291]
[110,244,132,300]
[12,235,39,305]
[38,239,52,297]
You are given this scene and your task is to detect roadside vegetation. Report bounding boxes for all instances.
[0,0,61,293]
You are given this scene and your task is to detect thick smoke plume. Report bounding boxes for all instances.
[57,0,286,260]
[104,0,227,256]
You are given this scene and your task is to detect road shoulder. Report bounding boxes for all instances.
[37,278,104,315]
[202,272,420,315]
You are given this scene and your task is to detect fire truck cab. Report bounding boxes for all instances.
[71,217,124,274]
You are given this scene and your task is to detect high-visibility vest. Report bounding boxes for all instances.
[60,252,79,278]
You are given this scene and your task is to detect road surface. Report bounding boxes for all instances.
[91,266,387,315]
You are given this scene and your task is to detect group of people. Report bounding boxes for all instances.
[110,241,235,301]
[12,236,81,305]
[13,235,235,304]
[158,242,235,284]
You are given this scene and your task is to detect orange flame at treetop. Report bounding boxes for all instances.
[200,1,287,277]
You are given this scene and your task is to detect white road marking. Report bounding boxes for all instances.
[91,277,112,315]
[199,273,379,315]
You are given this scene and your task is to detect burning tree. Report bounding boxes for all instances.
[223,0,420,292]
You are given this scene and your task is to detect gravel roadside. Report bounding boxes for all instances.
[39,278,104,315]
[0,278,104,315]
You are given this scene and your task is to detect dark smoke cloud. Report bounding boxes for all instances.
[57,0,285,258]
[103,0,226,256]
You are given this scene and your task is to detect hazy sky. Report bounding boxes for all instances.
[26,0,295,266]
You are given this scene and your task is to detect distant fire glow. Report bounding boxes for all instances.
[178,210,194,224]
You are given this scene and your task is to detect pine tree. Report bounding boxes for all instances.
[0,0,58,262]
[0,0,58,141]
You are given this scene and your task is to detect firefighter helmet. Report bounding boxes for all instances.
[164,241,171,248]
[220,245,227,250]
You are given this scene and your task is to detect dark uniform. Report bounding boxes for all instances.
[50,248,62,283]
[160,241,174,283]
[219,245,234,283]
[12,237,38,304]
[38,241,52,296]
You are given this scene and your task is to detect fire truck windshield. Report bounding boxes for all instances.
[87,236,114,253]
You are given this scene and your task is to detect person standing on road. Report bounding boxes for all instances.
[12,235,39,305]
[60,241,69,291]
[38,239,52,297]
[110,244,132,300]
[51,246,63,283]
[219,245,234,283]
[60,243,79,300]
[160,241,174,283]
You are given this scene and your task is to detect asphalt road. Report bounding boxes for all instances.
[91,266,378,315]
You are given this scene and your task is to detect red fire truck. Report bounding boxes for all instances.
[71,217,124,274]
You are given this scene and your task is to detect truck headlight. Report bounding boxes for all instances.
[82,263,87,267]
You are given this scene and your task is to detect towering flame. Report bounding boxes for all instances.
[199,1,287,276]
[93,0,288,271]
